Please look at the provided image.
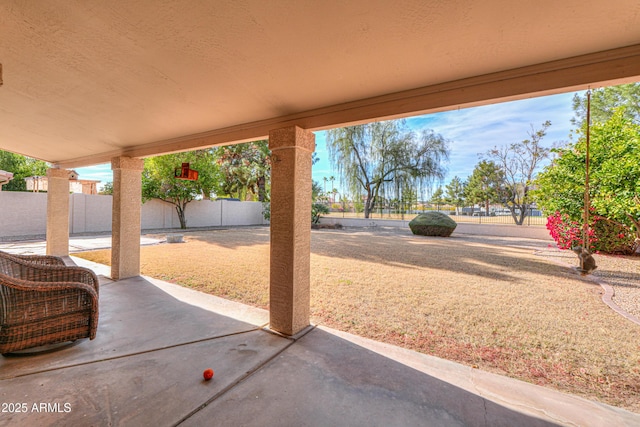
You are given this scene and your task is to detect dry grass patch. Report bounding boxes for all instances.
[76,227,640,412]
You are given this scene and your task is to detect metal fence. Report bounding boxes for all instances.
[324,208,547,226]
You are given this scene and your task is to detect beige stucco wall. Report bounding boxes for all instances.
[70,193,113,233]
[221,200,266,226]
[0,192,267,237]
[0,191,48,236]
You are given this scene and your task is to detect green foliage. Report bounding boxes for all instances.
[261,180,325,222]
[326,120,449,219]
[311,203,330,224]
[142,150,220,229]
[591,217,639,254]
[572,83,640,128]
[444,176,465,213]
[99,181,114,195]
[430,187,445,209]
[0,150,48,191]
[408,212,457,237]
[261,202,271,221]
[353,198,364,213]
[534,108,640,251]
[311,180,323,202]
[215,140,270,201]
[464,160,503,215]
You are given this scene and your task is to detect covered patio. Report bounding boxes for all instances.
[1,1,640,424]
[2,263,638,426]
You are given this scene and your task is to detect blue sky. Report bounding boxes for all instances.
[77,91,582,194]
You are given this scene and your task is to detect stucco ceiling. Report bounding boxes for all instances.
[1,0,640,167]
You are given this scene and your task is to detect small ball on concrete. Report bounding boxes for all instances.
[203,368,214,380]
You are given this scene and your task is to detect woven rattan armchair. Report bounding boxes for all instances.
[0,251,99,355]
[7,253,67,266]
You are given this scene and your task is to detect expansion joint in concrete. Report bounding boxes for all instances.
[173,325,316,426]
[5,327,268,380]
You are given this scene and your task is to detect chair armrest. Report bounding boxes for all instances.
[9,253,66,266]
[0,251,100,294]
[18,265,100,294]
[0,274,98,299]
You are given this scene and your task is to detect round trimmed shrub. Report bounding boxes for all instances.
[409,212,457,237]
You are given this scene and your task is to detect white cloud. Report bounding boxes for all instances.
[406,92,579,181]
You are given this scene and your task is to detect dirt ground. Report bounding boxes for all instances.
[76,226,640,413]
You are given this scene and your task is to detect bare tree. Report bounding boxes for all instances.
[486,121,551,225]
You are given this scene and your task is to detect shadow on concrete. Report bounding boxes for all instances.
[1,275,638,426]
[186,326,568,427]
[0,275,269,379]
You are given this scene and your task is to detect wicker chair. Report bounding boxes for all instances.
[8,253,68,266]
[0,251,99,355]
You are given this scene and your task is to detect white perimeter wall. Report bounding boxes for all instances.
[0,191,551,241]
[0,192,268,237]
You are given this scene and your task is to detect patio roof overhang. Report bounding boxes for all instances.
[1,0,639,167]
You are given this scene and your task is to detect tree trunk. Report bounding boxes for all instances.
[363,191,376,219]
[176,204,187,229]
[257,176,266,202]
[364,197,373,218]
[509,204,526,225]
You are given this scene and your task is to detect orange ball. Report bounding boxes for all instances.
[203,368,214,380]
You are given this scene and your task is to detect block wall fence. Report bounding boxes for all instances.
[0,192,551,241]
[0,192,268,238]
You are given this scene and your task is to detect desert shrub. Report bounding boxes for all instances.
[546,211,638,254]
[312,203,330,224]
[591,216,639,255]
[262,202,271,221]
[263,202,330,225]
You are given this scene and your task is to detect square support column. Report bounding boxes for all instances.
[111,157,144,280]
[268,126,315,336]
[46,168,70,256]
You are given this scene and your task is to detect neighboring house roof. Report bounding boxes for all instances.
[0,170,14,187]
[24,175,101,194]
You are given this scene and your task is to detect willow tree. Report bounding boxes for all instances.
[326,120,449,218]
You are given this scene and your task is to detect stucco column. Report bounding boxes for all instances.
[46,168,70,256]
[111,157,144,280]
[268,126,315,336]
